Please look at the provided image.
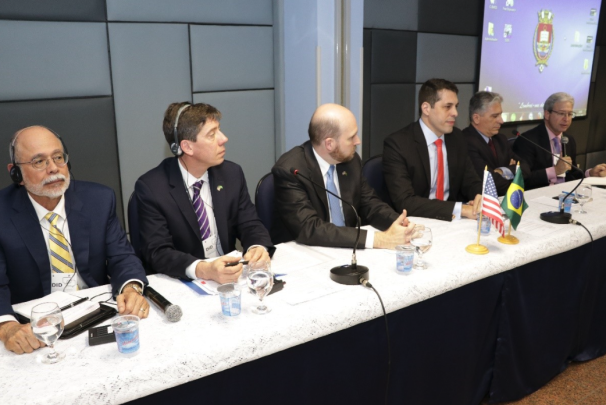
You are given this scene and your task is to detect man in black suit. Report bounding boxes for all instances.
[383,79,482,221]
[135,102,274,284]
[272,103,414,249]
[513,92,606,189]
[463,91,529,196]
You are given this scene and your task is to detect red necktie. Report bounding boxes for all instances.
[488,138,497,159]
[435,139,444,201]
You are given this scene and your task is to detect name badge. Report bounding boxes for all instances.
[51,272,79,293]
[202,237,219,259]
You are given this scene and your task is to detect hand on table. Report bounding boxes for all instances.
[195,255,243,284]
[244,246,271,264]
[0,321,44,354]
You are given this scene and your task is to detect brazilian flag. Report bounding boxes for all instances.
[501,167,528,230]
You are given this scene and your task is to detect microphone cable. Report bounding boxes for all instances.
[569,219,594,244]
[360,278,391,405]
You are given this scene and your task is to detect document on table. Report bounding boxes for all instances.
[280,277,347,306]
[12,291,100,325]
[515,218,558,237]
[187,250,243,295]
[530,196,560,208]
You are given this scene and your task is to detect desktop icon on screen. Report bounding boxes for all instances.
[505,0,514,6]
[584,59,589,70]
[590,8,597,17]
[488,22,495,36]
[504,24,512,38]
[574,31,580,42]
[586,36,594,44]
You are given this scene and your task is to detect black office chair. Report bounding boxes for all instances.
[255,173,274,233]
[362,154,394,208]
[127,191,142,257]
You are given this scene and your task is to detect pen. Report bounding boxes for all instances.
[59,297,88,312]
[225,260,249,267]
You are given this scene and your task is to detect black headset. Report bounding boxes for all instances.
[9,126,72,184]
[170,104,192,156]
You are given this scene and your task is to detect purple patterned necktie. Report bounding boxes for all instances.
[192,181,211,241]
[553,137,561,155]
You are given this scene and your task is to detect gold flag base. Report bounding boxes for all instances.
[465,244,489,255]
[498,235,519,245]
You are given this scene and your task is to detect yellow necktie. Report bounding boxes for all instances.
[45,212,74,273]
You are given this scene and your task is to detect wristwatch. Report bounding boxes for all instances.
[126,283,143,296]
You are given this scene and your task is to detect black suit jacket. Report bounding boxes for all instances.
[0,181,147,317]
[512,122,581,190]
[134,158,274,279]
[271,141,398,249]
[462,126,530,196]
[383,121,482,221]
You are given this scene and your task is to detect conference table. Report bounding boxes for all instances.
[1,183,605,405]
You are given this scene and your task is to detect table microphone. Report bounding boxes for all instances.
[512,130,585,224]
[144,286,183,322]
[290,167,369,285]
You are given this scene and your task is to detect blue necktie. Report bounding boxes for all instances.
[326,165,345,226]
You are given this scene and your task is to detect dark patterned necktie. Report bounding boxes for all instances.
[192,181,211,240]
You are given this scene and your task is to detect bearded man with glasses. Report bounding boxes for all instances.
[0,126,149,355]
[513,92,606,189]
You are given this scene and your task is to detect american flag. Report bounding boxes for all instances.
[481,170,505,236]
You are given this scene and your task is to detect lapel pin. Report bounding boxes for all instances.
[217,185,223,191]
[342,171,347,176]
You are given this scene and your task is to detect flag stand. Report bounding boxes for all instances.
[498,222,519,245]
[466,212,489,255]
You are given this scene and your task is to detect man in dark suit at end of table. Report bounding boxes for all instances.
[272,103,415,250]
[463,91,530,196]
[134,102,274,285]
[383,78,482,221]
[0,126,149,355]
[513,92,606,190]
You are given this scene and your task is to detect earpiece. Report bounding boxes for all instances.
[170,104,192,156]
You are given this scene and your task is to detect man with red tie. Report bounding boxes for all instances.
[383,78,482,221]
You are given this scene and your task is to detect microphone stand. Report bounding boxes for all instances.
[513,130,584,224]
[290,168,369,285]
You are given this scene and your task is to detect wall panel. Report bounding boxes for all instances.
[108,23,192,216]
[193,90,275,194]
[191,25,274,92]
[107,0,272,25]
[0,21,111,101]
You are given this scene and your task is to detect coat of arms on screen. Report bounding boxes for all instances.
[534,10,554,73]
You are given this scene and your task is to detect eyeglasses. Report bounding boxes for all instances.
[549,110,576,119]
[15,153,69,171]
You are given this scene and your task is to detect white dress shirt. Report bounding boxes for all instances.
[419,119,462,219]
[312,148,375,248]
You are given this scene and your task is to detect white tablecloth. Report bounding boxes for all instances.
[1,183,605,404]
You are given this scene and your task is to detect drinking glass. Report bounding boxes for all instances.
[247,261,274,315]
[411,226,433,269]
[575,185,592,214]
[31,302,65,364]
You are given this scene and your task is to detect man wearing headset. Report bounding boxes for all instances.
[0,126,149,354]
[134,102,274,283]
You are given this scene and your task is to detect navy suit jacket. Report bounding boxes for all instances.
[0,181,148,317]
[134,157,274,279]
[271,141,398,248]
[462,126,530,196]
[383,121,482,221]
[512,123,582,190]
